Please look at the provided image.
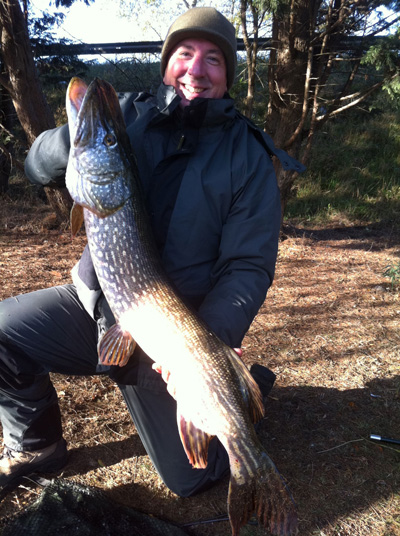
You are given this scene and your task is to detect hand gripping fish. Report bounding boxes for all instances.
[65,77,298,536]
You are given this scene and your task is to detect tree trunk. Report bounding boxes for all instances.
[0,150,11,194]
[240,0,265,119]
[0,0,55,143]
[0,0,72,220]
[266,0,314,213]
[0,81,14,194]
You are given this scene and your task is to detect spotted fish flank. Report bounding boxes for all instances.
[65,77,298,536]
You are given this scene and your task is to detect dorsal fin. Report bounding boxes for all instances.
[228,349,264,424]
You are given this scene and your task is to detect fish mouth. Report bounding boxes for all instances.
[67,77,134,164]
[72,79,131,153]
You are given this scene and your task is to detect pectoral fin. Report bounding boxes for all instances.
[70,202,84,237]
[177,409,213,469]
[98,323,136,367]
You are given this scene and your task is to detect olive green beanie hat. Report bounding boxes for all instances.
[161,7,237,89]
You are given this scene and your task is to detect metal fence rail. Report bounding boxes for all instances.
[33,36,389,57]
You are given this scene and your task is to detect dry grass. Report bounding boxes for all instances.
[0,192,400,535]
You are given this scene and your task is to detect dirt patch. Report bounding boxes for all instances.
[0,201,399,535]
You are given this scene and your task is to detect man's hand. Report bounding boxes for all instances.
[152,348,243,400]
[152,362,177,399]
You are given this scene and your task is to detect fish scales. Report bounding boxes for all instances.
[65,77,298,536]
[86,204,240,418]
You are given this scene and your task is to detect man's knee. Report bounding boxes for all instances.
[0,296,17,331]
[160,440,229,498]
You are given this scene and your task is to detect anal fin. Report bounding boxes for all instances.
[177,409,214,469]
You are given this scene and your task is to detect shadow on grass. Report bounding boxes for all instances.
[59,376,400,535]
[261,375,400,534]
[282,223,400,251]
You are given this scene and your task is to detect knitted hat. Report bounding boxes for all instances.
[161,7,237,89]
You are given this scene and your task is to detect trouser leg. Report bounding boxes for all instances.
[0,368,62,451]
[1,283,229,494]
[0,284,100,451]
[119,383,229,497]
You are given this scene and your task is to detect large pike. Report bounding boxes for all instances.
[65,77,298,536]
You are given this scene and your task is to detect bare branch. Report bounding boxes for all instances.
[0,73,12,94]
[0,139,24,173]
[316,75,397,120]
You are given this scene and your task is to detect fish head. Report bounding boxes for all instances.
[66,77,134,217]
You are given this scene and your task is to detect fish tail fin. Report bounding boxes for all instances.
[227,451,298,536]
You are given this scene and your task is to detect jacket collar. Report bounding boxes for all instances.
[156,83,181,115]
[156,83,236,129]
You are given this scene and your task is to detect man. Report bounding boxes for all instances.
[0,7,303,497]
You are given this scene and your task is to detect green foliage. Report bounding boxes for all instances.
[383,261,400,289]
[252,0,286,15]
[230,59,270,122]
[29,10,65,43]
[383,74,400,102]
[39,59,162,126]
[85,58,161,93]
[362,29,400,73]
[54,0,94,7]
[27,3,90,120]
[38,55,89,125]
[285,108,400,227]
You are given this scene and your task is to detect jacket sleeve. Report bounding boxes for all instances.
[24,124,70,187]
[24,91,145,188]
[197,135,281,349]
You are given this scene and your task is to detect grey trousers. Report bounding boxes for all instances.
[0,284,228,497]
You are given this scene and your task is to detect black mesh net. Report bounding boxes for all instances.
[0,478,189,536]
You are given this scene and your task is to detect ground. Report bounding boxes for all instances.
[0,196,399,535]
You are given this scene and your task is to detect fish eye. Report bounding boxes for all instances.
[103,133,117,146]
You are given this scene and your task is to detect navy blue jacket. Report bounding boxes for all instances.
[25,84,304,348]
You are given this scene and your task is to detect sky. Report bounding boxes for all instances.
[30,0,179,44]
[30,0,398,47]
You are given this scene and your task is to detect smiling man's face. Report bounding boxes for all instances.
[163,38,227,108]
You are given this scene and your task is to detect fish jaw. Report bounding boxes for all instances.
[65,77,133,217]
[66,153,132,217]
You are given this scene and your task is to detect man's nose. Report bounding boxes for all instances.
[187,55,205,77]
